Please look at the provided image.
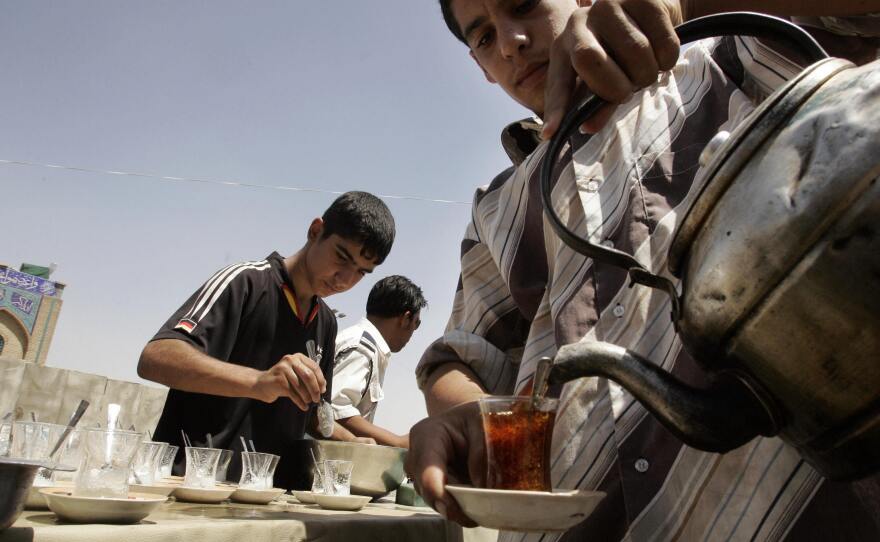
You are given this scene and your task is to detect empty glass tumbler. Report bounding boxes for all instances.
[323,460,353,496]
[156,444,179,479]
[130,441,167,486]
[11,421,69,486]
[183,447,222,489]
[74,428,143,498]
[239,451,279,490]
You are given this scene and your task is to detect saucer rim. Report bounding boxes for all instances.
[313,493,371,510]
[290,490,318,503]
[172,485,236,501]
[446,484,604,498]
[39,488,169,503]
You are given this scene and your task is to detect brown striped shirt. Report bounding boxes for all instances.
[417,22,880,542]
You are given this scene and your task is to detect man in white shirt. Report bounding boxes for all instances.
[330,275,426,448]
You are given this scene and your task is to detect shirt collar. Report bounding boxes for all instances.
[359,317,391,358]
[271,252,319,325]
[500,117,544,166]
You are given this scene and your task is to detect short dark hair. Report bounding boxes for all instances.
[366,275,427,318]
[322,191,395,264]
[438,0,467,44]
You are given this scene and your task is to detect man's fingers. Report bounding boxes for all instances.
[567,18,633,105]
[542,27,579,140]
[416,450,477,527]
[624,0,680,71]
[289,356,323,402]
[278,364,309,411]
[298,355,327,394]
[589,2,658,90]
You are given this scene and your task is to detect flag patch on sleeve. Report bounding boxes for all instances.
[174,319,197,333]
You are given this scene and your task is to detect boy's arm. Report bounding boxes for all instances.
[422,362,487,417]
[139,339,325,409]
[337,415,409,449]
[138,264,324,409]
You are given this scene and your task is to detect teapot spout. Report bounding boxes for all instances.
[548,342,781,453]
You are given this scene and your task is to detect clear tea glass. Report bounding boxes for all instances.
[74,429,143,498]
[239,451,277,490]
[479,396,558,491]
[323,459,353,496]
[183,447,221,488]
[156,444,179,478]
[11,422,69,486]
[214,449,233,482]
[130,441,167,485]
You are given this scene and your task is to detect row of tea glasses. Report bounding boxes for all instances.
[3,422,168,498]
[4,421,282,498]
[181,447,279,490]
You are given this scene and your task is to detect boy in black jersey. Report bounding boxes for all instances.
[138,191,394,489]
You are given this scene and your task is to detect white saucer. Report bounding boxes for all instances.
[173,485,236,504]
[40,489,167,524]
[26,482,74,510]
[290,490,317,504]
[313,493,371,511]
[445,485,605,532]
[130,483,177,497]
[231,487,286,505]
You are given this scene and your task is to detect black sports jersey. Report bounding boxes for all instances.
[150,252,336,489]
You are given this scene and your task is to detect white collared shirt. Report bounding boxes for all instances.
[330,318,390,422]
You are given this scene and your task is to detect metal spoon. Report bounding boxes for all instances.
[306,340,334,437]
[48,400,90,459]
[530,357,553,407]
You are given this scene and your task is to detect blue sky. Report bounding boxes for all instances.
[1,1,530,434]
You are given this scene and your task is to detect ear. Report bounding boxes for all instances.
[307,218,324,242]
[469,50,497,84]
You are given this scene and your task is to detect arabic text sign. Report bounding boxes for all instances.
[0,267,56,297]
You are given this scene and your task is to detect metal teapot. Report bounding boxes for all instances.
[541,13,880,480]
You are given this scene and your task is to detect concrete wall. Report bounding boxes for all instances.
[0,357,167,433]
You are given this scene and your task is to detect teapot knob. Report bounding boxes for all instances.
[699,130,731,168]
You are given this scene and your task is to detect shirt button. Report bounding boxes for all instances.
[585,179,601,192]
[602,239,614,249]
[635,458,650,473]
[613,304,625,318]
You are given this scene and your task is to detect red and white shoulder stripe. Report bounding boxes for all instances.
[174,259,271,333]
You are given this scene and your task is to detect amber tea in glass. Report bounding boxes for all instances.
[479,396,558,491]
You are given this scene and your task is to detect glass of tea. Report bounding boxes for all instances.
[479,396,558,491]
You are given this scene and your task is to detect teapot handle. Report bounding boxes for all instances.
[539,12,828,323]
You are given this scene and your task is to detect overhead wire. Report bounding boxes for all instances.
[0,158,471,206]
